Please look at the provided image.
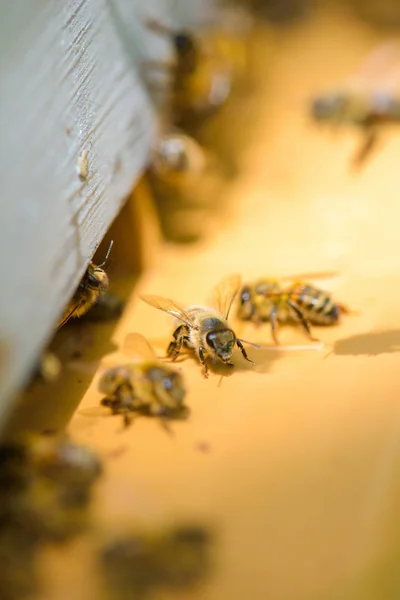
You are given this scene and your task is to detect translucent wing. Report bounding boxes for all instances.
[57,299,86,328]
[347,40,400,93]
[122,333,158,361]
[140,294,198,328]
[280,270,341,282]
[211,274,241,319]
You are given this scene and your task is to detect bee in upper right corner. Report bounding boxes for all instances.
[237,273,351,345]
[310,40,400,169]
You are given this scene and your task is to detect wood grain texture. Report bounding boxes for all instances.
[0,0,160,419]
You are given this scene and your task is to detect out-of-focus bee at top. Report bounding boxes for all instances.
[58,241,113,328]
[141,275,258,378]
[310,41,400,169]
[143,16,248,127]
[238,272,351,345]
[220,0,313,25]
[98,333,188,428]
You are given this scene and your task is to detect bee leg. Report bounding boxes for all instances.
[198,347,209,378]
[269,305,280,345]
[236,340,255,366]
[338,303,351,315]
[167,325,188,360]
[123,412,133,428]
[101,397,114,408]
[351,128,378,171]
[141,59,176,72]
[286,299,319,342]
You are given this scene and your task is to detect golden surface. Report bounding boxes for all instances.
[26,7,400,600]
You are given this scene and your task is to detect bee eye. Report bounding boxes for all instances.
[87,273,100,288]
[174,32,194,55]
[241,288,251,304]
[162,377,173,391]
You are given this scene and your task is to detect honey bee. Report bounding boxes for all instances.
[150,131,208,185]
[100,523,212,597]
[144,18,233,125]
[238,273,350,344]
[98,333,188,427]
[58,241,113,328]
[310,41,400,168]
[140,274,257,378]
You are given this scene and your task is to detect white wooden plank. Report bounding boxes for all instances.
[0,0,157,419]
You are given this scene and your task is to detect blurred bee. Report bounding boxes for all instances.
[28,351,62,386]
[27,433,103,489]
[140,275,257,378]
[98,333,188,427]
[150,130,208,185]
[310,41,400,168]
[58,241,113,328]
[238,273,350,344]
[0,434,102,545]
[144,17,235,125]
[100,523,212,597]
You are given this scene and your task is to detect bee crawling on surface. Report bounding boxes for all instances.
[238,272,351,345]
[310,41,400,169]
[98,333,188,428]
[140,274,257,378]
[58,241,113,328]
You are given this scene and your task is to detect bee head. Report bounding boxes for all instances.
[237,286,254,320]
[206,329,236,362]
[174,31,195,57]
[85,265,109,293]
[98,366,131,396]
[310,92,347,122]
[156,136,190,174]
[147,366,186,408]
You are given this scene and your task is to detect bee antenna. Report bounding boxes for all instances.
[97,240,114,269]
[142,16,174,37]
[237,338,261,348]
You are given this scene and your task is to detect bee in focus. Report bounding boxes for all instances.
[140,275,257,378]
[58,240,113,328]
[144,17,234,125]
[238,274,350,345]
[310,41,400,168]
[100,523,212,597]
[98,333,188,428]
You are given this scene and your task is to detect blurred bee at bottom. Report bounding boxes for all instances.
[98,333,188,428]
[310,41,400,169]
[238,274,350,345]
[57,241,113,328]
[140,274,257,378]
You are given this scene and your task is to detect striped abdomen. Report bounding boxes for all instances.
[287,284,341,325]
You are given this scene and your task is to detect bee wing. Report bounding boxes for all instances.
[279,270,341,282]
[347,40,400,93]
[57,299,86,328]
[140,295,197,328]
[122,333,158,362]
[211,274,241,319]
